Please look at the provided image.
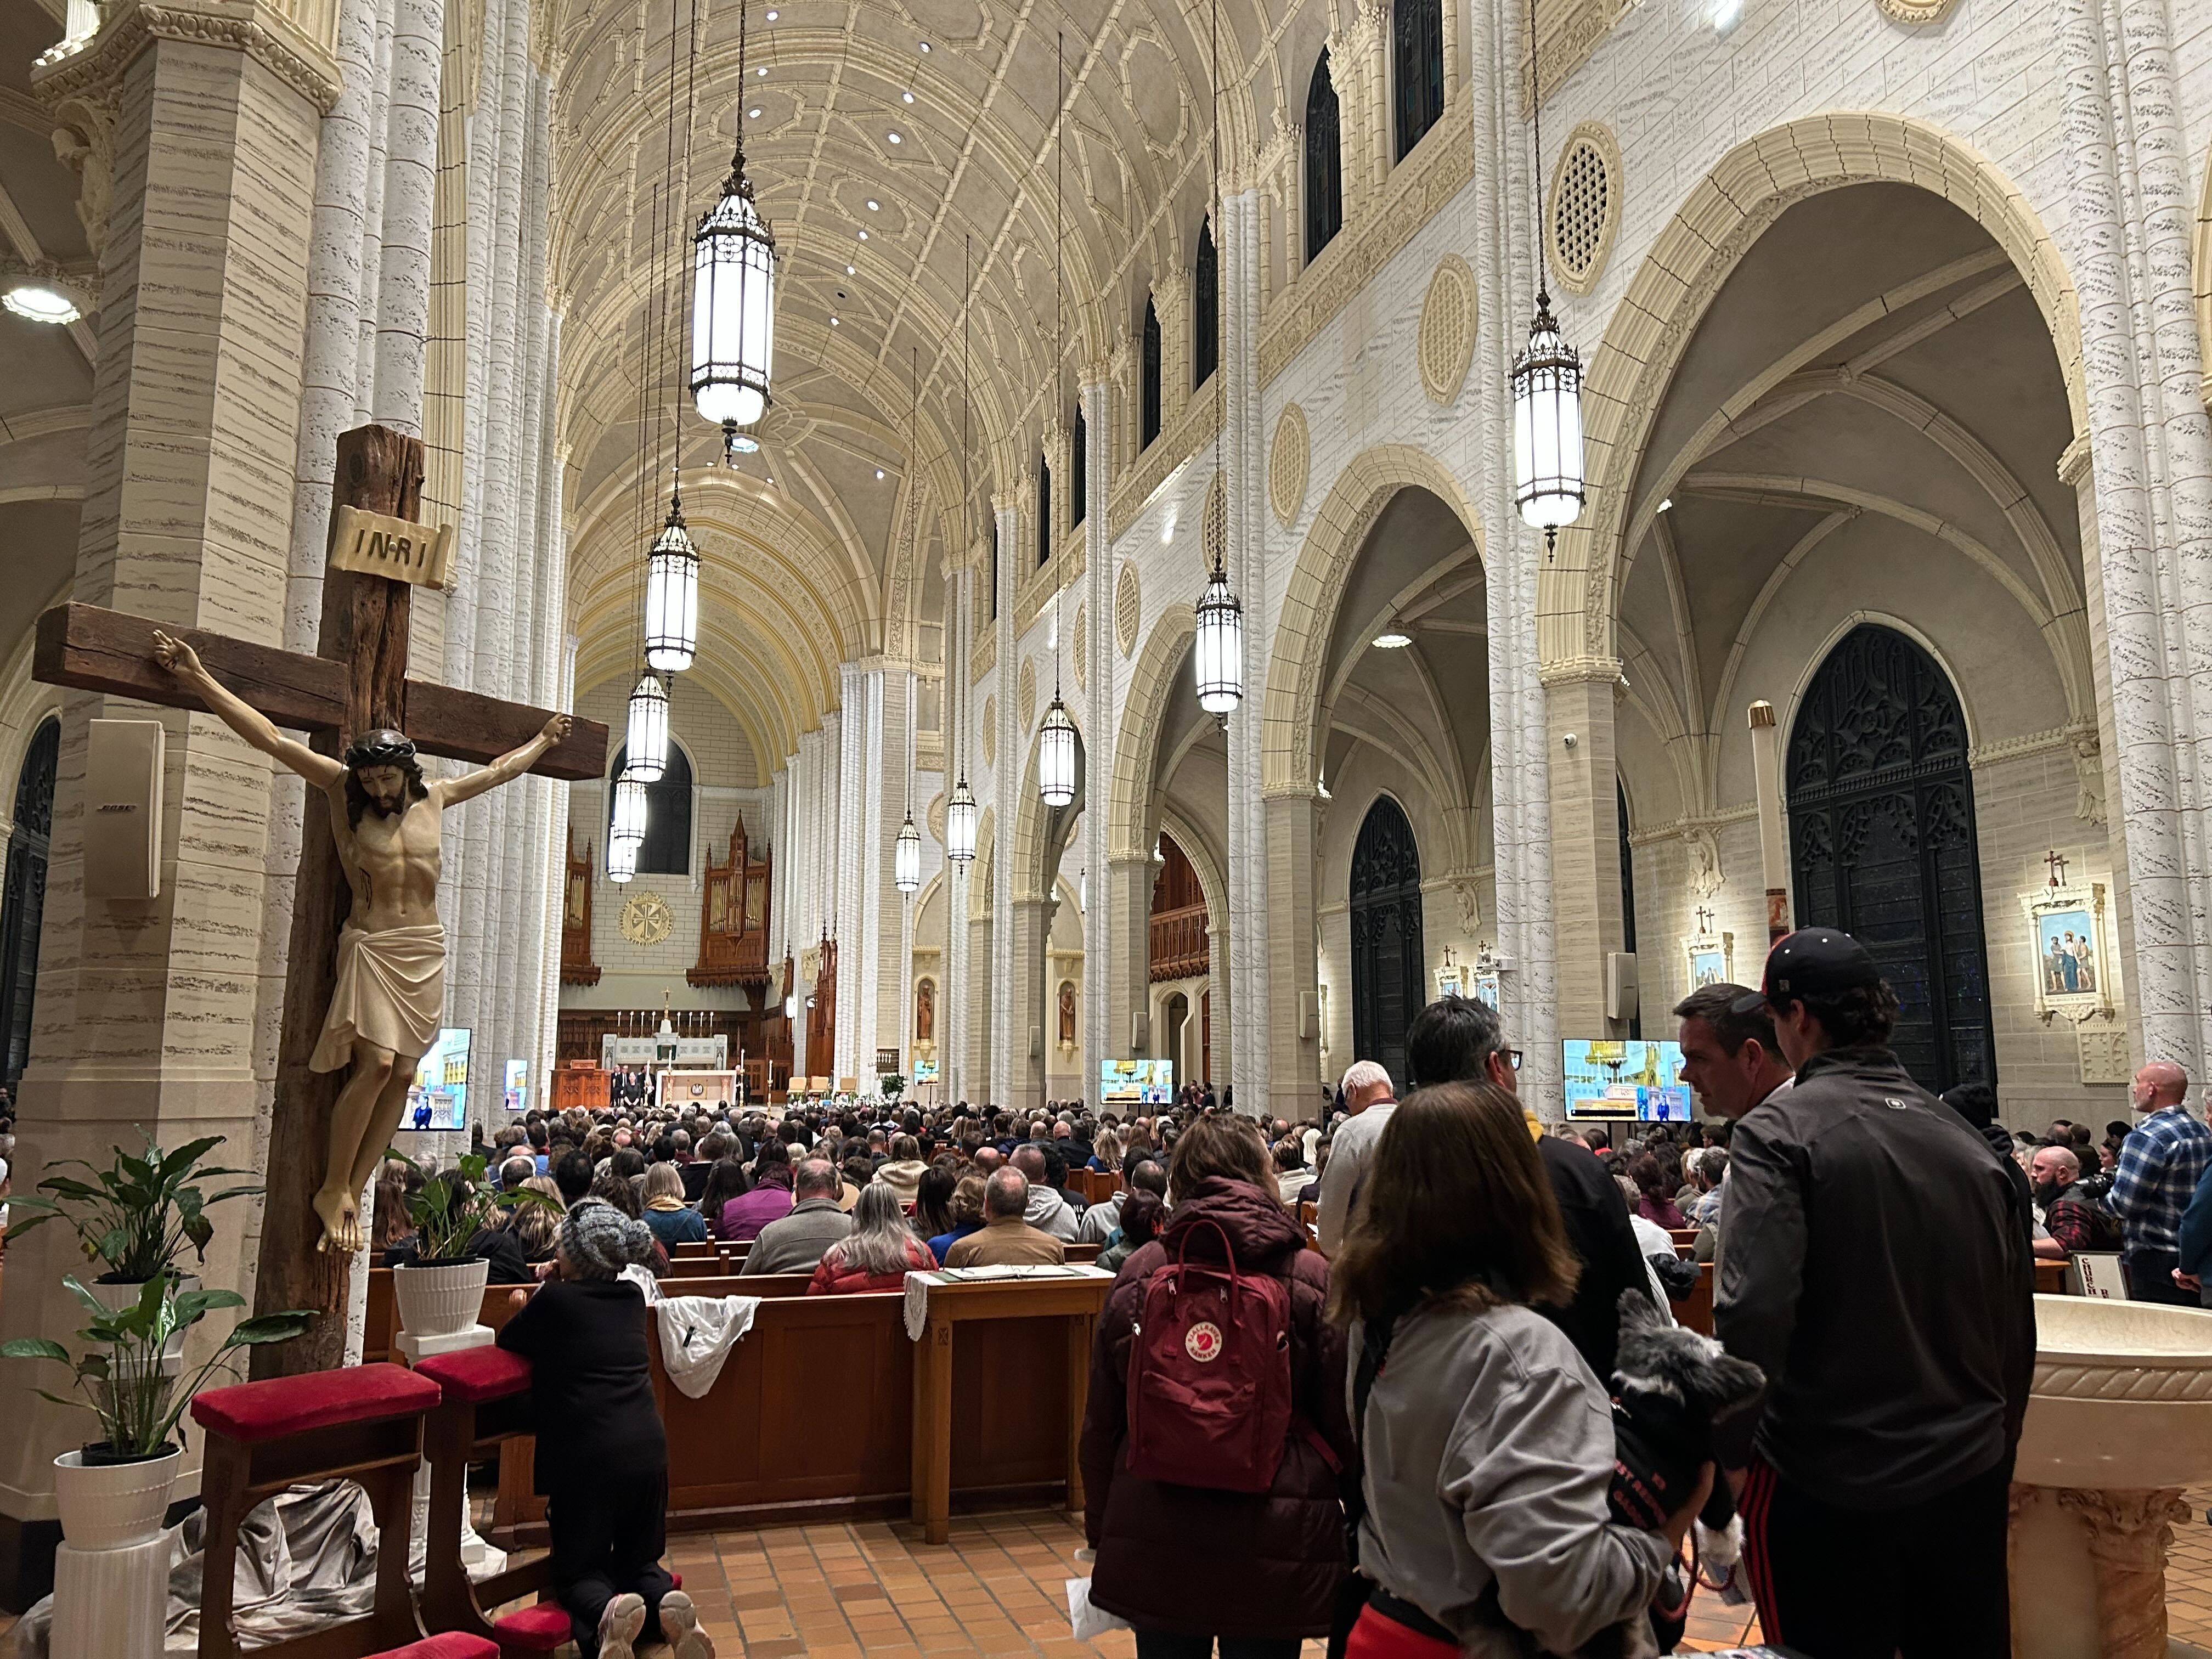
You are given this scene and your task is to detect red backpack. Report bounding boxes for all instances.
[1124,1217,1294,1493]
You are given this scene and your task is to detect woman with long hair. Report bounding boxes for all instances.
[911,1164,959,1241]
[640,1161,708,1247]
[1088,1127,1124,1174]
[926,1174,988,1263]
[1629,1154,1688,1229]
[1331,1082,1704,1656]
[1079,1113,1354,1657]
[719,1140,795,1242]
[696,1156,751,1240]
[808,1183,936,1294]
[503,1175,563,1262]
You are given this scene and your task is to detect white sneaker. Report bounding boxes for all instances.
[598,1591,647,1659]
[658,1589,716,1659]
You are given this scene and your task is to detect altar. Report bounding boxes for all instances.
[656,1069,742,1111]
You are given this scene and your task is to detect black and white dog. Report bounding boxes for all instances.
[1596,1290,1765,1658]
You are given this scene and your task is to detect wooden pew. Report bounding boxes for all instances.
[2034,1257,2068,1295]
[1676,1262,1714,1336]
[672,1240,718,1259]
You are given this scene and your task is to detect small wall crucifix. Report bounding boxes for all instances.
[2045,849,2069,891]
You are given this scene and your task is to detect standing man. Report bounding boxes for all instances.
[1717,928,2034,1659]
[1314,1059,1395,1255]
[2104,1060,2212,1305]
[1673,983,1795,1256]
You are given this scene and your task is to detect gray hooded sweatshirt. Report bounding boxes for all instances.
[1352,1300,1668,1656]
[1025,1184,1081,1240]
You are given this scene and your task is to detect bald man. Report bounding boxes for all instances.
[2107,1060,2212,1304]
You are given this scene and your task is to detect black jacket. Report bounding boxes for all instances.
[496,1278,667,1493]
[1535,1134,1655,1381]
[1714,1045,2036,1508]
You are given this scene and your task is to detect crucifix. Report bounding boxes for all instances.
[34,424,608,1375]
[1694,905,1715,936]
[2046,849,2069,891]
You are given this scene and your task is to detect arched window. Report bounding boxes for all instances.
[1193,218,1218,389]
[1787,624,1994,1092]
[0,716,58,1086]
[1140,297,1163,447]
[1305,50,1343,261]
[1036,455,1052,566]
[1071,403,1087,525]
[1617,778,1639,1040]
[609,741,695,876]
[1349,795,1423,1088]
[1392,0,1443,161]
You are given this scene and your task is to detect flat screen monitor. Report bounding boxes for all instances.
[504,1058,528,1114]
[406,1028,472,1130]
[1561,1039,1693,1122]
[1101,1058,1175,1106]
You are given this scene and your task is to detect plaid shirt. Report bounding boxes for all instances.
[2105,1107,2212,1257]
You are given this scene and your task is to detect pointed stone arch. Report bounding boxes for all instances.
[1110,605,1197,861]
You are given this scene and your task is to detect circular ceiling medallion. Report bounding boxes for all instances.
[981,696,997,766]
[619,891,675,947]
[1418,256,1477,405]
[1115,562,1141,658]
[1269,404,1310,528]
[1546,123,1622,297]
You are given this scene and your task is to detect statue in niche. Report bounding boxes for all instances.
[1059,981,1077,1048]
[2073,729,2107,826]
[916,978,935,1045]
[153,630,571,1254]
[1684,827,1724,901]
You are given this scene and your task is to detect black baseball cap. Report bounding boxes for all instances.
[1730,926,1882,1014]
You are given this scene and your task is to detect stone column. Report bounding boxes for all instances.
[1010,895,1051,1113]
[989,495,1019,1107]
[1107,854,1155,1063]
[834,662,869,1084]
[1542,659,1626,1063]
[1081,376,1115,1111]
[1263,789,1322,1118]
[1,0,334,1583]
[941,565,972,1103]
[2058,1488,2190,1659]
[1221,185,1267,1115]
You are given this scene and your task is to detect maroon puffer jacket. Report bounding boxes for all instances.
[1079,1177,1355,1638]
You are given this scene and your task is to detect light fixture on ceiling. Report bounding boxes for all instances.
[1372,626,1412,649]
[902,89,914,102]
[625,672,670,781]
[756,64,767,75]
[875,467,885,479]
[1191,0,1242,723]
[609,769,648,882]
[692,0,777,454]
[946,235,978,867]
[3,278,84,325]
[887,131,902,143]
[644,487,699,672]
[894,806,922,893]
[918,38,930,49]
[748,106,761,118]
[830,315,839,325]
[857,229,869,240]
[1510,0,1585,556]
[1038,30,1079,815]
[845,263,856,274]
[1657,496,1673,512]
[865,199,879,211]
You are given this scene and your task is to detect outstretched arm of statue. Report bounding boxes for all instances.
[441,712,573,806]
[151,630,347,789]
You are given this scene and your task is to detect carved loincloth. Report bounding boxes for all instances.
[310,923,447,1072]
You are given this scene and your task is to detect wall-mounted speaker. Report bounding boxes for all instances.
[1605,951,1640,1023]
[86,719,164,901]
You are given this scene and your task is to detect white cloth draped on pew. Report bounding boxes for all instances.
[655,1295,762,1397]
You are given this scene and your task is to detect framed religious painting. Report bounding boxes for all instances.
[1472,969,1500,1012]
[1681,924,1733,992]
[2022,879,2112,1020]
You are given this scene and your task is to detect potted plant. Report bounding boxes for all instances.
[1,1277,312,1550]
[383,1150,559,1340]
[879,1074,906,1103]
[4,1133,262,1369]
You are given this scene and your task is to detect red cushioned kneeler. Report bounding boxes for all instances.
[193,1363,441,1659]
[369,1637,501,1659]
[413,1346,532,1404]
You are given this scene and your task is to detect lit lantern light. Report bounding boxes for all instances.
[894,809,922,893]
[1194,559,1243,716]
[691,2,776,453]
[625,673,670,782]
[644,492,699,673]
[1511,289,1585,547]
[945,777,977,864]
[610,769,648,883]
[1038,695,1077,808]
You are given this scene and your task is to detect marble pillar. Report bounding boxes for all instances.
[1106,853,1154,1065]
[1542,660,1626,1063]
[1263,789,1322,1120]
[990,496,1019,1108]
[0,0,334,1580]
[1010,895,1051,1111]
[1080,377,1116,1111]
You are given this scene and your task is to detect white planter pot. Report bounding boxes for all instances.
[392,1258,489,1340]
[53,1446,180,1551]
[81,1276,198,1376]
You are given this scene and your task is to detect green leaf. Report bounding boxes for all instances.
[225,1312,316,1346]
[159,1137,225,1178]
[0,1338,71,1363]
[30,1390,89,1414]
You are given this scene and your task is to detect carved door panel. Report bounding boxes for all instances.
[1788,625,1994,1093]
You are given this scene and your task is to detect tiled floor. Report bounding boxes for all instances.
[9,1489,2212,1655]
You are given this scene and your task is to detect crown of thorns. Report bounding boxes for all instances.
[343,729,419,770]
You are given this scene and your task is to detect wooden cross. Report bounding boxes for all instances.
[1694,905,1714,936]
[2046,849,2069,891]
[34,425,608,1375]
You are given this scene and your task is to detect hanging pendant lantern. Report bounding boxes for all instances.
[1511,289,1585,543]
[645,490,699,672]
[691,2,775,451]
[1194,559,1243,715]
[894,809,922,893]
[1038,695,1077,808]
[946,777,978,864]
[609,768,649,883]
[625,673,670,782]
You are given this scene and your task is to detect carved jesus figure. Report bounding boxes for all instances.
[153,630,572,1255]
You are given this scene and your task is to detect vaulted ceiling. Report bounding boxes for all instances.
[550,0,1320,766]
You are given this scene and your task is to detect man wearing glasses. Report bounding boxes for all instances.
[1401,995,1655,1381]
